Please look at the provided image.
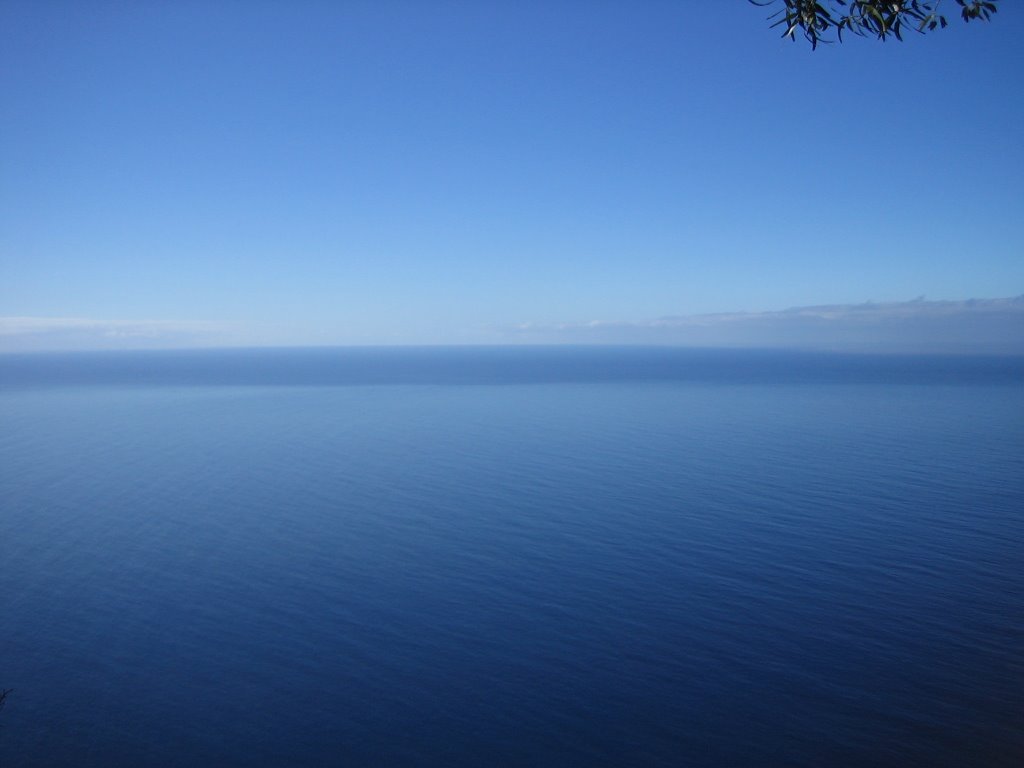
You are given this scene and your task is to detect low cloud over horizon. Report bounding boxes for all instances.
[0,317,224,352]
[2,296,1023,353]
[506,296,1024,353]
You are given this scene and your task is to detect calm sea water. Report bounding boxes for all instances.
[1,348,1022,767]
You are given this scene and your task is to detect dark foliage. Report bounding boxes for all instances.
[751,0,998,48]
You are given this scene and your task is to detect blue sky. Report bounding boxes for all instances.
[1,1,1022,349]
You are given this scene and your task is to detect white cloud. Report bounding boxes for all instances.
[503,296,1024,353]
[0,317,223,350]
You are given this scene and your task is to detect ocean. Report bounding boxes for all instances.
[1,347,1022,767]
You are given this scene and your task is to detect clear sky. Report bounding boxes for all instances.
[1,1,1022,348]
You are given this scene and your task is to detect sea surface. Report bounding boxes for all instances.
[1,347,1022,767]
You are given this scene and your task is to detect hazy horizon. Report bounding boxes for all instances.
[2,294,1022,354]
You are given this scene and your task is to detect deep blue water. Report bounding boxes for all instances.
[1,348,1022,767]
